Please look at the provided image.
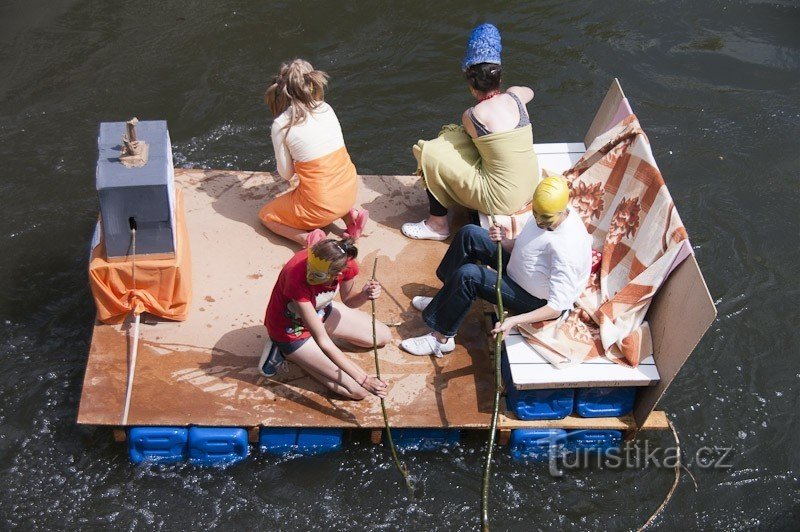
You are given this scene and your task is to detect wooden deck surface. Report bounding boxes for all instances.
[78,170,495,428]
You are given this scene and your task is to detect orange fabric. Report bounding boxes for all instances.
[259,146,358,230]
[89,189,192,324]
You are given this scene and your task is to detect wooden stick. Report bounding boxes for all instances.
[371,256,414,494]
[122,312,140,425]
[481,206,504,532]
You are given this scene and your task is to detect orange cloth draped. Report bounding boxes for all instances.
[258,146,358,230]
[89,189,192,324]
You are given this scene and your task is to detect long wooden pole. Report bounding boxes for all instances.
[122,223,139,425]
[371,256,414,494]
[481,207,505,532]
[122,312,140,425]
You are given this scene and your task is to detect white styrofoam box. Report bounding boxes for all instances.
[504,333,660,390]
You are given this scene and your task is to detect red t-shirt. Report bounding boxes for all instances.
[264,249,359,343]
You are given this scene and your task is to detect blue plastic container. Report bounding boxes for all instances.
[259,427,298,455]
[296,428,343,455]
[563,430,622,454]
[128,427,188,464]
[501,343,574,420]
[188,427,248,465]
[259,427,344,455]
[575,387,636,418]
[506,386,575,420]
[392,429,460,451]
[509,429,567,462]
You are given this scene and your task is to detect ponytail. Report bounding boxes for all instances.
[265,59,329,133]
[338,238,358,260]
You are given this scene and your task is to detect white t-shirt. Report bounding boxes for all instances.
[270,102,346,179]
[506,209,592,312]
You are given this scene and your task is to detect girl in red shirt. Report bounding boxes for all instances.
[263,238,391,399]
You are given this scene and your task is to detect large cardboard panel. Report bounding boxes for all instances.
[632,254,717,427]
[584,78,626,147]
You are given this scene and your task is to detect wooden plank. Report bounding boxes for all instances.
[78,171,495,429]
[498,410,669,431]
[632,255,716,428]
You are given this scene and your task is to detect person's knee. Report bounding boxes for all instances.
[456,223,482,242]
[454,263,483,283]
[376,324,392,346]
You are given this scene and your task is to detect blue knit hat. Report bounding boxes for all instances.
[462,23,502,71]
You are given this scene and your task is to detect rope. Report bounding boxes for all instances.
[637,418,691,530]
[371,257,414,495]
[480,196,504,532]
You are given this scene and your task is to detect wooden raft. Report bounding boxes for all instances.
[77,169,670,433]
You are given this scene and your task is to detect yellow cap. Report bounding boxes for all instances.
[531,176,570,216]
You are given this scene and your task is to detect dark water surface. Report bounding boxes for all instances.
[1,1,798,529]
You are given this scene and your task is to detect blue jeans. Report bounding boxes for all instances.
[422,224,547,337]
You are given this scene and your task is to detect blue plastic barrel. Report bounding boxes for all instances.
[506,387,575,420]
[509,429,567,462]
[296,428,343,455]
[188,427,248,465]
[259,427,344,455]
[501,342,574,420]
[393,428,461,451]
[575,387,636,417]
[259,427,298,455]
[563,430,622,454]
[128,426,188,464]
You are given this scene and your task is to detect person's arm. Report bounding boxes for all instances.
[488,224,515,253]
[340,278,381,308]
[507,86,534,104]
[491,259,580,336]
[491,305,562,337]
[461,109,479,138]
[295,300,387,397]
[271,120,295,181]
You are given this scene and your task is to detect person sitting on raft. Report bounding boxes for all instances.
[400,177,591,357]
[401,23,539,241]
[260,59,369,246]
[262,237,391,399]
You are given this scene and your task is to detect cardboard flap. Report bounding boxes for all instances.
[633,253,716,427]
[584,78,628,146]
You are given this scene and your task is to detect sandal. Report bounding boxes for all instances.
[401,220,450,241]
[343,208,369,240]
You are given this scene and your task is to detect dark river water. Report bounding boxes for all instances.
[1,1,798,530]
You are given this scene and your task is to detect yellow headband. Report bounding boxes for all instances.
[307,249,334,275]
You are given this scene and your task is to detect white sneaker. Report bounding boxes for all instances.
[400,333,455,358]
[411,296,433,312]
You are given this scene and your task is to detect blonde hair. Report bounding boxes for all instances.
[264,59,329,132]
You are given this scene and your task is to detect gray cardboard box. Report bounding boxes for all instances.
[96,120,176,260]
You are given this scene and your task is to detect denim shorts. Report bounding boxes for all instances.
[271,303,333,356]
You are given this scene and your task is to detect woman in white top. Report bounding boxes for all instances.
[259,59,368,246]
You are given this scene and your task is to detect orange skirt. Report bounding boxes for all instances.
[259,146,358,230]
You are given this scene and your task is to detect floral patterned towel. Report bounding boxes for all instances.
[517,115,691,368]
